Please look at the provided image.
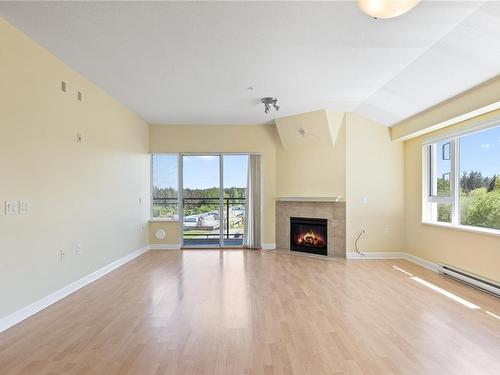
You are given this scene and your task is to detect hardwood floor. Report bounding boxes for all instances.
[0,249,499,374]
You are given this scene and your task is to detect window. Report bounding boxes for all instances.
[422,124,500,232]
[152,154,179,219]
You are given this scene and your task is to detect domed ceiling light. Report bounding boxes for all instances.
[357,0,420,19]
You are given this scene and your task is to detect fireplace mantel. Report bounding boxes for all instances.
[276,197,343,202]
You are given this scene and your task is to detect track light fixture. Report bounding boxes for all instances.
[261,97,280,114]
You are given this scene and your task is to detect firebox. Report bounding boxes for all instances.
[290,217,328,255]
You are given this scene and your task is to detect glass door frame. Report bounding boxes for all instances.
[179,152,247,249]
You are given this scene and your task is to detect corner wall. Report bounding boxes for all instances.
[346,113,405,253]
[275,111,405,255]
[0,18,150,319]
[404,110,500,282]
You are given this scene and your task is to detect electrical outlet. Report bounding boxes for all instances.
[76,244,81,256]
[5,201,18,215]
[19,201,29,214]
[59,250,65,261]
[138,197,142,205]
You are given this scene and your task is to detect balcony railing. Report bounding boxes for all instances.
[152,197,245,240]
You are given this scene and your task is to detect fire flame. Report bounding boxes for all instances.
[297,230,325,247]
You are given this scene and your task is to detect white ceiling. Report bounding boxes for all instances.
[1,1,499,126]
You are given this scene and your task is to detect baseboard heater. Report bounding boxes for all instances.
[438,264,500,298]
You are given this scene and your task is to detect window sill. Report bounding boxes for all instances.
[149,218,180,223]
[421,221,500,237]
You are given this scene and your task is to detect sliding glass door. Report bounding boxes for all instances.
[222,155,248,246]
[180,154,248,248]
[182,155,221,247]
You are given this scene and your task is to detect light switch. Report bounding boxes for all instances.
[362,197,368,205]
[5,201,18,215]
[19,201,29,214]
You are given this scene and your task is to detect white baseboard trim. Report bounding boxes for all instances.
[149,244,181,250]
[262,243,276,250]
[346,251,439,272]
[346,251,406,260]
[404,253,440,272]
[0,245,149,334]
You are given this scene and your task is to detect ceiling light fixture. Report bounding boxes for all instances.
[357,0,420,19]
[261,97,280,114]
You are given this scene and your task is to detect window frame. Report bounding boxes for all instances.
[421,118,500,236]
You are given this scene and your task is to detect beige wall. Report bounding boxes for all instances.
[276,113,346,198]
[149,124,279,245]
[0,18,150,318]
[404,110,500,282]
[346,113,405,253]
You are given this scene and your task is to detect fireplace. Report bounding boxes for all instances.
[290,217,328,255]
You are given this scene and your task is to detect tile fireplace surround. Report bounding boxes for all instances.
[276,199,346,257]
